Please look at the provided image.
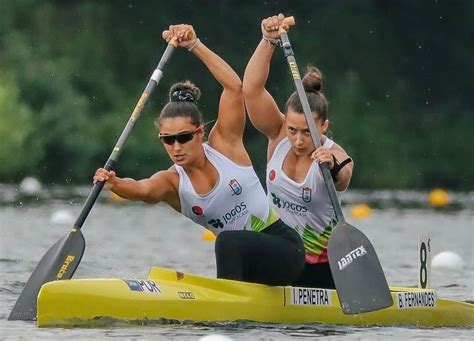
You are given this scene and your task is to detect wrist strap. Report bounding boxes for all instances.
[330,156,352,181]
[262,35,280,46]
[188,38,200,52]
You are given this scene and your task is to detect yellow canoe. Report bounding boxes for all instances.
[37,266,474,327]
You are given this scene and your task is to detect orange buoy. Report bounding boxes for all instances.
[201,229,216,241]
[427,188,449,207]
[350,204,372,219]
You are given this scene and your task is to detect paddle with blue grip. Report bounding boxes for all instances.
[278,17,393,315]
[8,33,189,321]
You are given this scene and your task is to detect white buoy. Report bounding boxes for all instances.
[50,210,75,225]
[431,251,464,270]
[199,335,233,341]
[19,177,42,196]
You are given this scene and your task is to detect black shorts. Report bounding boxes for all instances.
[293,261,336,289]
[214,219,305,286]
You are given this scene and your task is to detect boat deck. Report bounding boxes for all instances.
[36,266,474,327]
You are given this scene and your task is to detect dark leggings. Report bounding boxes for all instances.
[293,262,336,289]
[215,219,305,286]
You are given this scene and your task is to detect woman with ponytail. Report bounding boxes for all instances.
[243,14,353,288]
[93,24,305,286]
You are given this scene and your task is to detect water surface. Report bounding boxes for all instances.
[0,186,472,339]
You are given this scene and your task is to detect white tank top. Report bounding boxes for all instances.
[176,143,278,236]
[266,137,337,264]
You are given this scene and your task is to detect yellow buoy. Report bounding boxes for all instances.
[201,229,217,241]
[350,204,372,219]
[427,188,449,207]
[110,192,127,202]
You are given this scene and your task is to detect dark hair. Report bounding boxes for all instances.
[284,66,328,122]
[155,80,203,127]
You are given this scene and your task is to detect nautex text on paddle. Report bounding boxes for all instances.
[338,246,367,271]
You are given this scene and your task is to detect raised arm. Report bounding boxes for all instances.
[165,25,245,146]
[243,14,287,141]
[190,40,246,147]
[164,25,247,163]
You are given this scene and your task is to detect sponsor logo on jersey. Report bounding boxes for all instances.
[229,178,242,195]
[123,279,161,294]
[291,287,331,305]
[338,245,367,271]
[269,169,276,181]
[207,202,249,228]
[271,192,307,216]
[208,218,224,228]
[302,187,312,203]
[396,291,436,309]
[192,206,203,215]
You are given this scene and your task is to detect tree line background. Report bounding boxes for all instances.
[0,0,472,189]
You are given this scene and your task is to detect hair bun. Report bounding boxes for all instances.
[169,80,201,103]
[302,66,323,93]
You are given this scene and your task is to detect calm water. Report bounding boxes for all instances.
[0,185,473,340]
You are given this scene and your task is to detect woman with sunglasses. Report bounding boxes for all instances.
[93,24,305,286]
[242,14,354,289]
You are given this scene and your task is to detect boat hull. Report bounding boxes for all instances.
[37,267,474,327]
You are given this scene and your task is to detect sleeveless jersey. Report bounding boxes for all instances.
[176,143,278,236]
[266,137,337,264]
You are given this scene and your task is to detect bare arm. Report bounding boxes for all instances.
[93,168,179,206]
[331,144,354,191]
[164,24,247,162]
[312,143,354,192]
[243,14,288,141]
[243,40,284,141]
[190,41,246,151]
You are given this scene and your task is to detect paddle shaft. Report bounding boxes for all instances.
[278,26,393,315]
[8,39,179,321]
[278,30,345,223]
[74,40,178,228]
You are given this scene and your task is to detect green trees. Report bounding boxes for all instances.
[0,75,38,180]
[0,1,472,189]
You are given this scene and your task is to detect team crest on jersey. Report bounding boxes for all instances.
[302,187,312,203]
[229,179,242,195]
[192,206,203,215]
[269,169,276,181]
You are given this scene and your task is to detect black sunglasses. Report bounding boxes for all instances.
[159,127,201,145]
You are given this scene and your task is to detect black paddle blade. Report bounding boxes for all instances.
[8,229,85,321]
[328,221,393,315]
